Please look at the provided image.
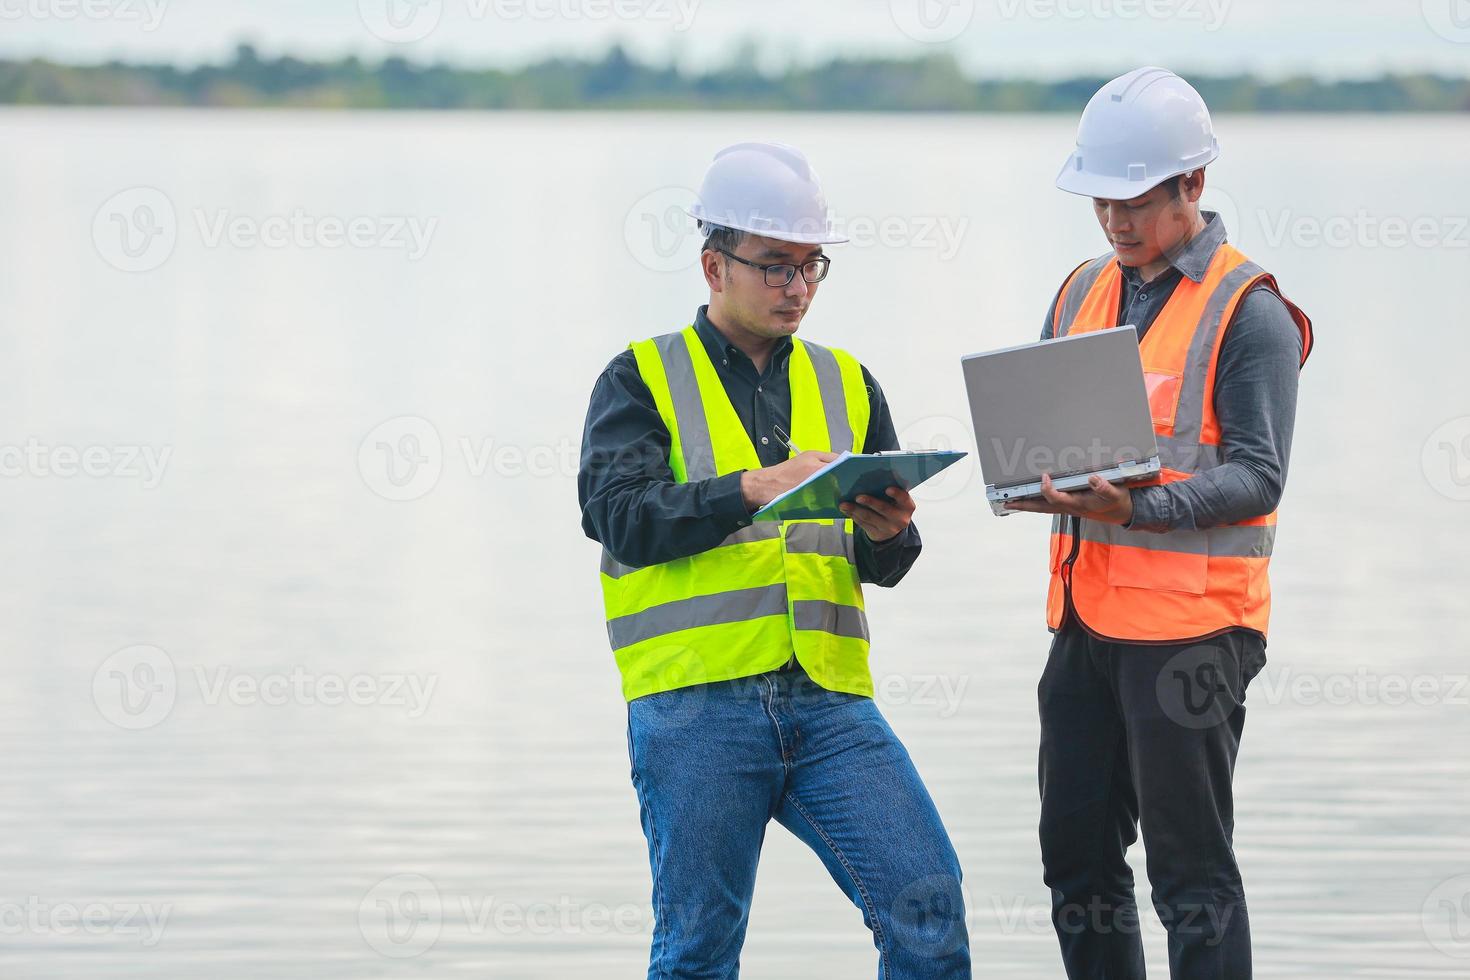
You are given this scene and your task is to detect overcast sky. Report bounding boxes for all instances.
[1,0,1467,77]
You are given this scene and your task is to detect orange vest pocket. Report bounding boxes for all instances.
[1143,371,1182,428]
[1105,543,1207,595]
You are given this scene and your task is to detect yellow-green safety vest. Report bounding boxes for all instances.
[600,325,874,701]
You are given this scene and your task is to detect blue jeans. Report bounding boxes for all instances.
[626,661,970,979]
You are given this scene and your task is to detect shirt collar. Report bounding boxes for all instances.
[1119,210,1228,285]
[694,306,793,368]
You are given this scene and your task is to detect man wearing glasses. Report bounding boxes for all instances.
[579,141,970,978]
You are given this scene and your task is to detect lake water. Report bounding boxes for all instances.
[0,110,1466,978]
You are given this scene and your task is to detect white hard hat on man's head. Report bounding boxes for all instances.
[687,141,849,245]
[1056,67,1219,201]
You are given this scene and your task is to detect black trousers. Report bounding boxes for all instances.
[1037,619,1267,980]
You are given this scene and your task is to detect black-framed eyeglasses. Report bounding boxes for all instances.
[709,247,831,287]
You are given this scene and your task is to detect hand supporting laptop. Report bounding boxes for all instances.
[1003,471,1134,525]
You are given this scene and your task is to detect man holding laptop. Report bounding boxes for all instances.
[1005,68,1314,978]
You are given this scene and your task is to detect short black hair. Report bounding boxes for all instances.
[699,222,746,254]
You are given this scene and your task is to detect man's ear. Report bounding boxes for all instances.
[1180,168,1206,205]
[700,249,725,293]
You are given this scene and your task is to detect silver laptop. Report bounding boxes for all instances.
[961,325,1161,517]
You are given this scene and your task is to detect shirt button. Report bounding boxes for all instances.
[760,436,769,445]
[756,386,763,393]
[722,359,728,366]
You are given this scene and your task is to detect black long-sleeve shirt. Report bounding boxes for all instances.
[1041,213,1305,532]
[579,307,921,586]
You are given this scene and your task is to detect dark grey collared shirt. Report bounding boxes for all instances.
[579,308,921,586]
[1041,213,1305,532]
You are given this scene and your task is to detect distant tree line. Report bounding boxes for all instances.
[2,43,1467,111]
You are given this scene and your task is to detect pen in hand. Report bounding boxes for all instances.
[773,424,801,456]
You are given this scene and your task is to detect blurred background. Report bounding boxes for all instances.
[1,1,1468,977]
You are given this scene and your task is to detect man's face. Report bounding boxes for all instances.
[1092,175,1200,269]
[711,234,824,339]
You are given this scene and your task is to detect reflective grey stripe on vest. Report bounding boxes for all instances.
[1053,255,1113,339]
[606,583,789,649]
[1079,519,1276,558]
[802,340,854,453]
[1171,260,1265,450]
[652,331,717,482]
[600,523,783,581]
[782,520,855,561]
[792,599,869,640]
[1156,434,1225,473]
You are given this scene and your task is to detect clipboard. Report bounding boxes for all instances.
[751,450,968,522]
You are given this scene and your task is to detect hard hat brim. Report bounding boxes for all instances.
[1054,151,1217,201]
[684,206,849,245]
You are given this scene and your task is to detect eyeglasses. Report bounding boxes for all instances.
[710,247,831,287]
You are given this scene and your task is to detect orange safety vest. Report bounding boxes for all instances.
[1045,241,1314,643]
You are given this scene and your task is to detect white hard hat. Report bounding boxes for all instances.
[1056,67,1219,200]
[686,141,848,245]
